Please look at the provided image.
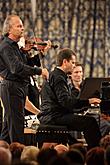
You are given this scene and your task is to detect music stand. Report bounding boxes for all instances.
[80,77,110,114]
[80,77,110,99]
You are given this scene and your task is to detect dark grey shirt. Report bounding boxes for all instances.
[39,67,89,124]
[0,37,42,84]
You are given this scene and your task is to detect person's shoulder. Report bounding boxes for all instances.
[0,37,10,48]
[50,68,61,79]
[50,67,64,76]
[0,37,16,53]
[0,39,6,50]
[49,68,66,86]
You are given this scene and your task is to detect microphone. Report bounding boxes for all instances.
[35,42,59,49]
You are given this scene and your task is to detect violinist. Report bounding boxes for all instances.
[0,14,49,144]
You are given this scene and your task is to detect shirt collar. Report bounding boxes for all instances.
[4,36,18,45]
[56,67,68,80]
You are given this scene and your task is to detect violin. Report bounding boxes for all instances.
[18,36,58,52]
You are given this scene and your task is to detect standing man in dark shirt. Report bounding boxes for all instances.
[0,15,49,144]
[38,48,102,149]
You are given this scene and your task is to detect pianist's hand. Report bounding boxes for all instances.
[89,98,101,106]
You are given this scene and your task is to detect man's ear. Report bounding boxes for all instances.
[63,59,67,65]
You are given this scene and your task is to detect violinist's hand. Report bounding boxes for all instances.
[89,98,101,106]
[43,40,52,52]
[41,68,49,80]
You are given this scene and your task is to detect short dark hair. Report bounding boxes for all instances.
[74,62,84,72]
[57,48,76,66]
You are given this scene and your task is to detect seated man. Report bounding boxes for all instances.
[69,62,110,137]
[38,48,102,149]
